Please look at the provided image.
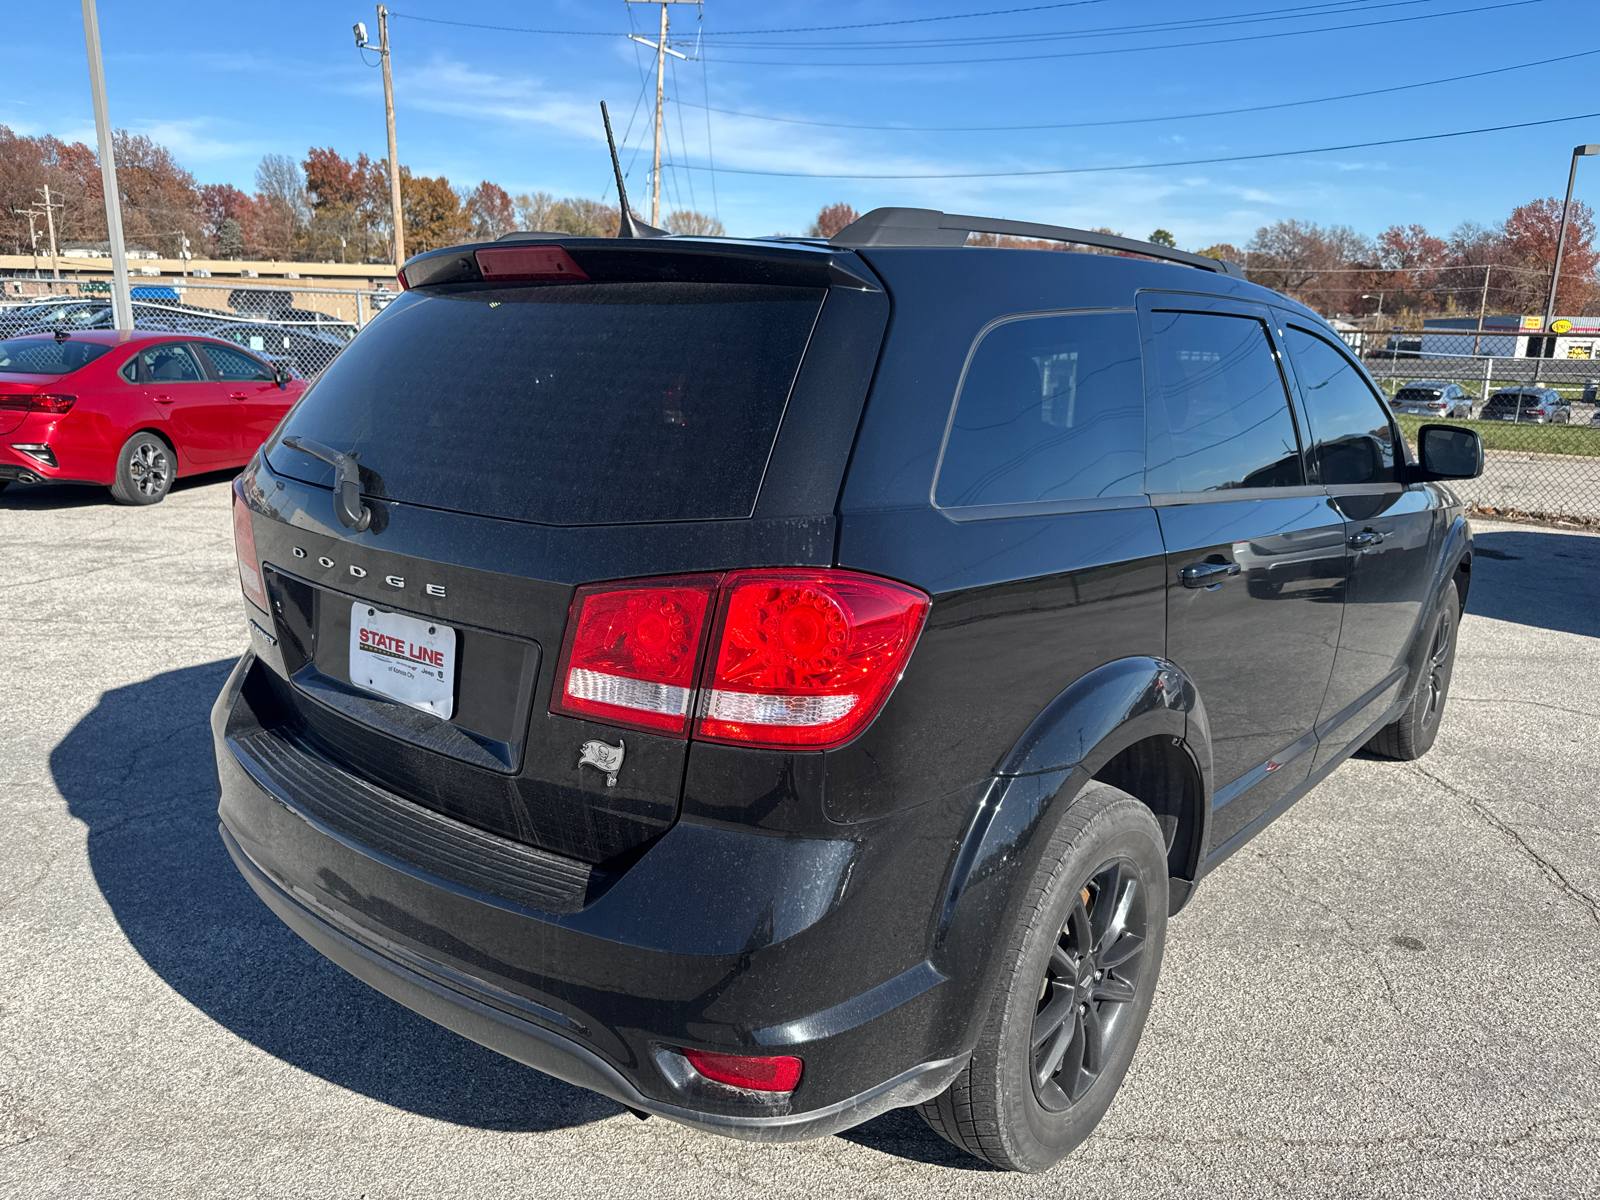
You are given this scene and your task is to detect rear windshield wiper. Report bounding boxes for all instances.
[280,435,372,532]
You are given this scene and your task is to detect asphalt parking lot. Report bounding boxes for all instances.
[2,475,1597,1199]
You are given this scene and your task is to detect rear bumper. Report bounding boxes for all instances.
[212,653,966,1141]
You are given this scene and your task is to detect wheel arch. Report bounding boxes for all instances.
[125,425,185,477]
[929,657,1212,1001]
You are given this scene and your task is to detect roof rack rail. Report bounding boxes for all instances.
[828,207,1246,278]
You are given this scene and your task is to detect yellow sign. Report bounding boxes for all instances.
[1521,316,1543,330]
[1551,318,1573,334]
[1566,343,1592,359]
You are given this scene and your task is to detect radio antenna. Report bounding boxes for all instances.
[602,101,668,239]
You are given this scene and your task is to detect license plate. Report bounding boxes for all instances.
[349,603,456,718]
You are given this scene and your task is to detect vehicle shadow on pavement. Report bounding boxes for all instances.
[836,1108,999,1170]
[1467,527,1600,639]
[0,470,236,509]
[51,659,622,1133]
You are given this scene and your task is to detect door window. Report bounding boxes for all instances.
[935,311,1145,508]
[1144,311,1303,493]
[139,342,205,383]
[1284,326,1397,486]
[201,343,272,381]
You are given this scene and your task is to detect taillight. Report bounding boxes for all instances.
[696,570,929,749]
[552,575,718,735]
[475,245,589,282]
[550,569,929,750]
[396,268,410,291]
[231,477,267,611]
[1526,408,1546,417]
[0,393,75,414]
[682,1049,802,1093]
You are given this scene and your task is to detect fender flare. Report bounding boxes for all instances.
[927,656,1209,1013]
[1397,513,1472,699]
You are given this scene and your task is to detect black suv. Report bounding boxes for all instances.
[214,209,1485,1173]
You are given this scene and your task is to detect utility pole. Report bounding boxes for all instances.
[36,185,63,281]
[356,9,406,265]
[627,1,697,227]
[81,0,132,330]
[1474,264,1491,356]
[1542,144,1598,355]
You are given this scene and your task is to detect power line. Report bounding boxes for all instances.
[660,109,1600,178]
[671,48,1600,133]
[703,0,1438,49]
[386,1,1117,38]
[698,0,1546,66]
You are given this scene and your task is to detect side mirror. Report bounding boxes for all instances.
[1416,423,1483,480]
[272,363,291,390]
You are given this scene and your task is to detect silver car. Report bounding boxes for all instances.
[1392,381,1474,418]
[1481,387,1571,424]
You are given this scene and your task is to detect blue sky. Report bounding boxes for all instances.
[5,0,1598,247]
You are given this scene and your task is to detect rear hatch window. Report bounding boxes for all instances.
[268,281,824,525]
[0,337,111,375]
[1394,388,1442,404]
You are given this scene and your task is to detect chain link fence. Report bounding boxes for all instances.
[1342,325,1600,525]
[0,278,398,382]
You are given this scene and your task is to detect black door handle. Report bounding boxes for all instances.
[1348,530,1385,549]
[1180,560,1241,589]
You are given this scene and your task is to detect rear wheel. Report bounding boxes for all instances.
[1367,579,1459,761]
[109,432,174,506]
[917,782,1168,1173]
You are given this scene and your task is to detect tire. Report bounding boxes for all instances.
[1366,579,1460,761]
[917,782,1169,1173]
[108,431,175,505]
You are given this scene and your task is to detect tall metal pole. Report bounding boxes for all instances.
[1541,144,1598,353]
[1474,264,1490,355]
[378,5,405,266]
[653,2,667,226]
[82,0,131,329]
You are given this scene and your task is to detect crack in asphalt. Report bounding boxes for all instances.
[1452,695,1600,720]
[1409,762,1600,928]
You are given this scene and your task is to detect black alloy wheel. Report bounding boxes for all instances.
[1421,598,1454,735]
[1031,858,1147,1112]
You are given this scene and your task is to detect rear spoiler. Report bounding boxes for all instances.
[829,207,1247,278]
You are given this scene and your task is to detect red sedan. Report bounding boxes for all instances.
[0,330,307,505]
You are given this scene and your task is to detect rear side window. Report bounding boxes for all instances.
[935,311,1145,509]
[1144,311,1303,493]
[201,343,271,381]
[270,282,823,526]
[1283,326,1396,486]
[141,343,205,383]
[0,337,112,375]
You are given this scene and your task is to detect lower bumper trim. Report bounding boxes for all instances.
[220,820,968,1142]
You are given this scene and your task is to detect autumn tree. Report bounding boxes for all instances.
[808,203,858,238]
[1503,196,1598,316]
[1246,220,1376,314]
[0,126,106,253]
[465,181,515,240]
[664,209,725,237]
[402,170,469,253]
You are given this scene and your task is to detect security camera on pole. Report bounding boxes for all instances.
[354,9,406,267]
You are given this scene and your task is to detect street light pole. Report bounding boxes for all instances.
[1541,143,1598,353]
[81,0,132,330]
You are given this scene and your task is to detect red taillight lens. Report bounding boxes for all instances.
[396,268,410,291]
[682,1049,802,1093]
[476,246,590,283]
[696,569,929,750]
[552,575,718,735]
[551,569,928,748]
[0,393,74,414]
[231,477,267,611]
